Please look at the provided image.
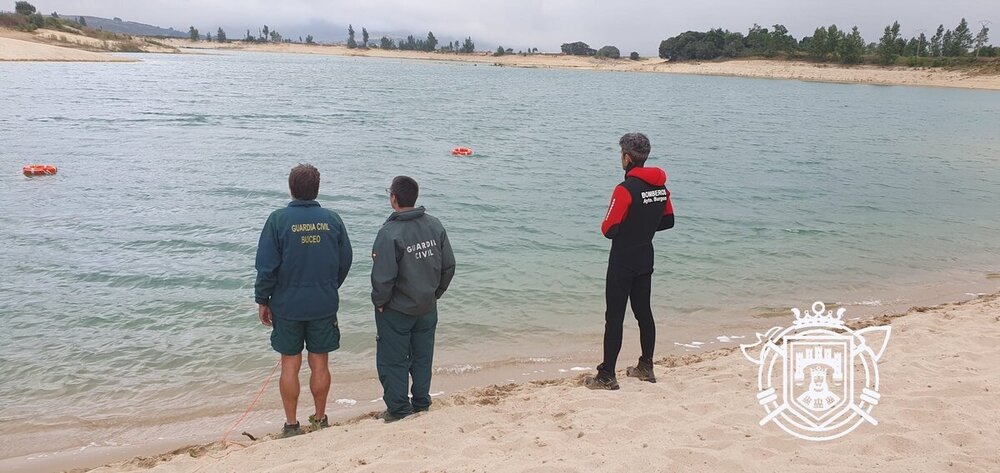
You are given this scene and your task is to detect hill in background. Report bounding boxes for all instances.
[71,15,186,38]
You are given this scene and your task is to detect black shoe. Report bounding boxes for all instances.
[626,362,657,383]
[413,406,430,413]
[376,410,408,423]
[583,373,620,390]
[280,421,302,438]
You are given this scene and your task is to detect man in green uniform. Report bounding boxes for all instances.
[371,176,456,422]
[255,164,353,437]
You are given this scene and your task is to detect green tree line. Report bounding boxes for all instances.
[659,19,994,65]
[354,25,476,54]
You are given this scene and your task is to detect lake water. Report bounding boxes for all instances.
[1,51,999,468]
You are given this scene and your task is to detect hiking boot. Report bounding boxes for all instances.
[376,410,407,423]
[626,362,657,383]
[308,414,329,430]
[583,373,620,390]
[280,421,302,438]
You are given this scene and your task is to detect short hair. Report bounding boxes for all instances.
[288,164,320,201]
[390,175,419,208]
[619,132,651,164]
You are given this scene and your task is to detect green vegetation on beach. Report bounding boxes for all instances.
[659,18,995,67]
[1,1,179,53]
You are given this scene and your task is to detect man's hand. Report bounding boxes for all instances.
[376,306,384,313]
[258,304,273,327]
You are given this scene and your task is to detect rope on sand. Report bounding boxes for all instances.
[220,359,280,444]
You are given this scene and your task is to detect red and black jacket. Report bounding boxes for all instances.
[601,166,674,272]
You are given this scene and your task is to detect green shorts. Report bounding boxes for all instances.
[270,316,341,355]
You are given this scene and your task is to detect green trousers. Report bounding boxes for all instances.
[376,306,438,418]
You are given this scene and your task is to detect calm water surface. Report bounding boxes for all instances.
[1,51,999,464]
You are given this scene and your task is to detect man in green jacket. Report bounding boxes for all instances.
[255,164,353,437]
[371,175,456,422]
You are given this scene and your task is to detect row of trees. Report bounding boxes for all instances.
[376,31,439,51]
[187,24,310,44]
[495,47,540,56]
[355,26,478,54]
[872,19,992,64]
[560,41,639,60]
[187,25,317,44]
[354,26,477,54]
[243,24,285,43]
[659,24,858,62]
[11,1,991,65]
[660,19,994,65]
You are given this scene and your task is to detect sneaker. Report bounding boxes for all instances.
[308,414,329,430]
[583,373,620,390]
[626,362,657,383]
[280,421,302,438]
[376,410,407,423]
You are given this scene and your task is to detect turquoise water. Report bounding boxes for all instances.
[1,52,999,462]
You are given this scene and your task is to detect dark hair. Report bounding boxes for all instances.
[619,132,651,165]
[390,175,419,208]
[288,164,320,201]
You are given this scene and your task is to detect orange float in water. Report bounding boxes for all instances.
[23,165,58,176]
[451,147,473,156]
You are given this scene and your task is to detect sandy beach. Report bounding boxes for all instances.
[0,33,133,62]
[77,293,999,473]
[3,29,999,90]
[155,39,1000,91]
[0,27,177,61]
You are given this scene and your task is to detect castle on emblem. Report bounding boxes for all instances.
[740,301,892,441]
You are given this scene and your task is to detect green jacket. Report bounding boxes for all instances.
[371,207,455,315]
[255,200,353,321]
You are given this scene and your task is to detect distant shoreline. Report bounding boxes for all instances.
[159,39,1000,91]
[2,28,999,90]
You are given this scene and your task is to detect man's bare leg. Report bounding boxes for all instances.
[279,354,302,424]
[308,352,330,420]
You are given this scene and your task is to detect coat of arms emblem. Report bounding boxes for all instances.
[740,302,891,441]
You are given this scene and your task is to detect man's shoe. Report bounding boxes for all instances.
[376,410,407,423]
[626,362,657,383]
[280,421,302,438]
[413,406,429,413]
[583,373,620,390]
[308,414,329,430]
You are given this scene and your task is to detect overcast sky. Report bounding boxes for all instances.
[27,0,1000,54]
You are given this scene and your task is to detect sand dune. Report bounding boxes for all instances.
[0,35,132,62]
[87,293,1000,473]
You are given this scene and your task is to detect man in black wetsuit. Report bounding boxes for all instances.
[584,132,674,390]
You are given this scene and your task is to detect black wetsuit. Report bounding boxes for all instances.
[598,166,674,377]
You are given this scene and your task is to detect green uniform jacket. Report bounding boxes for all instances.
[371,207,455,315]
[255,200,353,321]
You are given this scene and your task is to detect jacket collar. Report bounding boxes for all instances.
[386,206,426,223]
[288,200,320,208]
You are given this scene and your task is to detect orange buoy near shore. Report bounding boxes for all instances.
[23,164,58,176]
[451,147,473,156]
